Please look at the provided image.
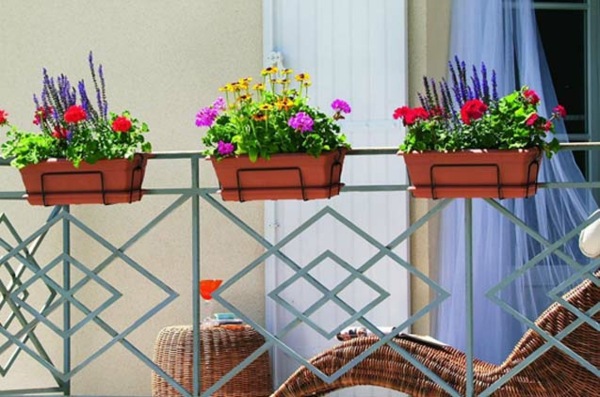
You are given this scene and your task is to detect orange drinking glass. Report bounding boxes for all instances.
[199,279,223,325]
[200,279,223,300]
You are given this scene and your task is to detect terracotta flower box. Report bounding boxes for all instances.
[19,154,150,206]
[210,149,347,202]
[400,148,542,199]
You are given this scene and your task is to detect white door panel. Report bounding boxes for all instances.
[264,1,409,396]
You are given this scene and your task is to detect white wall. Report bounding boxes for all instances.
[0,1,264,395]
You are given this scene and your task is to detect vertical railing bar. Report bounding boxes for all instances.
[465,198,474,397]
[191,156,201,397]
[62,205,70,396]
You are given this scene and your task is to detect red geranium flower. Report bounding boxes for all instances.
[460,99,488,125]
[33,106,53,125]
[393,106,411,120]
[0,109,8,126]
[112,116,132,133]
[526,113,539,127]
[64,105,87,123]
[523,89,540,105]
[553,104,567,118]
[52,126,69,140]
[543,121,553,132]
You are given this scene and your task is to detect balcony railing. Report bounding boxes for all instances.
[0,145,598,397]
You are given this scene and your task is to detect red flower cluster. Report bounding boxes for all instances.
[393,106,430,126]
[553,104,567,118]
[111,116,132,133]
[523,89,540,105]
[0,109,8,126]
[52,126,69,140]
[33,106,53,125]
[64,105,87,124]
[460,99,488,125]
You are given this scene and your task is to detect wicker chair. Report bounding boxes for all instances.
[272,272,599,397]
[152,324,272,397]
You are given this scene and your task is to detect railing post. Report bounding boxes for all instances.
[192,156,201,397]
[62,205,71,396]
[465,198,474,396]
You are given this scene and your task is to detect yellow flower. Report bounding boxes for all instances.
[252,112,268,121]
[295,73,311,82]
[230,82,242,92]
[219,83,235,92]
[261,66,278,76]
[259,103,273,111]
[237,94,252,102]
[239,77,253,84]
[275,98,294,111]
[253,83,265,91]
[282,68,294,75]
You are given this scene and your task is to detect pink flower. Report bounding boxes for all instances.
[523,89,540,105]
[526,113,539,127]
[543,121,553,132]
[217,140,235,156]
[460,99,488,125]
[553,104,567,118]
[288,112,314,132]
[331,99,351,114]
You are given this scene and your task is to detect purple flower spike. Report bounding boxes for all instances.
[217,140,235,156]
[331,99,351,114]
[288,111,314,132]
[195,106,219,127]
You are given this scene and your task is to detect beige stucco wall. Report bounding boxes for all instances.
[0,0,452,394]
[407,0,452,335]
[0,1,263,395]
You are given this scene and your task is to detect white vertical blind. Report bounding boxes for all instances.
[264,1,409,395]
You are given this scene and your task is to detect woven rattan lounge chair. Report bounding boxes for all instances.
[272,272,599,396]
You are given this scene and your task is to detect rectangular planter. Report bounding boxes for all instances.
[19,154,150,206]
[210,149,347,202]
[400,148,542,199]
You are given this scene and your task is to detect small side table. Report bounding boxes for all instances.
[152,324,272,397]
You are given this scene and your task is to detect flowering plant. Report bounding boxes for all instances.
[195,67,351,161]
[1,52,151,169]
[394,56,565,158]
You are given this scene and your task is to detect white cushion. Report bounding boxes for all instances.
[579,210,600,258]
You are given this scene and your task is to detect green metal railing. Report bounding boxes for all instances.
[0,145,598,396]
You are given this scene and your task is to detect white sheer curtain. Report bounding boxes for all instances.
[434,0,597,364]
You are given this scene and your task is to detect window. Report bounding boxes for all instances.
[534,0,599,183]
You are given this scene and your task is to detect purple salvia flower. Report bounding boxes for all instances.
[195,106,219,127]
[492,70,498,101]
[442,79,457,119]
[217,140,235,156]
[78,80,91,117]
[422,76,435,109]
[418,93,428,111]
[431,79,440,109]
[331,99,351,113]
[481,62,490,103]
[288,111,314,132]
[33,94,40,110]
[99,64,108,119]
[467,86,474,100]
[212,97,226,111]
[471,65,482,99]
